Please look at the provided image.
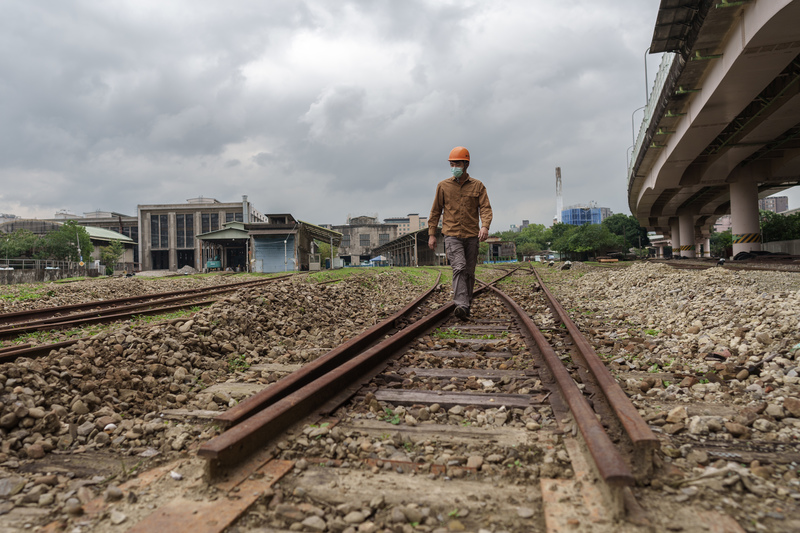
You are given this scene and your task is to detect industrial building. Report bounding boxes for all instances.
[0,219,135,268]
[67,211,140,266]
[561,204,612,226]
[138,196,267,271]
[373,228,445,267]
[195,215,341,273]
[383,214,428,237]
[332,215,399,266]
[485,236,517,262]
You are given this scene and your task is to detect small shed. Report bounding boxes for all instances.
[485,237,517,262]
[245,215,342,273]
[196,221,249,271]
[83,226,136,269]
[373,228,446,267]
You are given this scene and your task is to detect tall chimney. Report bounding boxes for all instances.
[242,195,249,223]
[555,168,563,224]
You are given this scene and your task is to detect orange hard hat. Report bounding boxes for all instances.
[448,146,470,161]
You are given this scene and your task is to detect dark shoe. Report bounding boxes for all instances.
[454,306,468,320]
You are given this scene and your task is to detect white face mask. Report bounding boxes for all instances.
[451,167,464,179]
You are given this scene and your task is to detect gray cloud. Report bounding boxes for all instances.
[5,0,790,229]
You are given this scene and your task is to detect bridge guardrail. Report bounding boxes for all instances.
[628,52,678,180]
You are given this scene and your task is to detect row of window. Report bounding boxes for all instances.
[152,212,242,249]
[96,226,139,242]
[340,234,390,248]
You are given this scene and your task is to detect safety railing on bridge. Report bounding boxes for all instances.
[628,52,679,180]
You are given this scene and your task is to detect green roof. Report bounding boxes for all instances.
[84,226,134,243]
[197,222,249,241]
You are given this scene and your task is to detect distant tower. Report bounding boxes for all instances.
[555,167,563,224]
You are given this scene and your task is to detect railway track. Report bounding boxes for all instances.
[96,268,679,532]
[0,274,294,362]
[14,265,781,532]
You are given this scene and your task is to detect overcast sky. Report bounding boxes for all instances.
[1,1,795,231]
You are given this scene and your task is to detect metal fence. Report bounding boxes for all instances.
[0,259,98,271]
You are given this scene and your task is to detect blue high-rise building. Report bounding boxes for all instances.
[561,204,612,226]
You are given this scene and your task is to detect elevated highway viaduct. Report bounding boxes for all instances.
[629,0,800,257]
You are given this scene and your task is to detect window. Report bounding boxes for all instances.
[201,213,220,234]
[360,234,370,247]
[226,212,243,223]
[121,226,139,243]
[341,234,350,247]
[176,214,194,248]
[151,214,168,249]
[379,233,389,245]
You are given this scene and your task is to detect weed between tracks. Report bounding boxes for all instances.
[431,327,508,340]
[130,306,203,325]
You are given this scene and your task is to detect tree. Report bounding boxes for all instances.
[553,224,625,259]
[478,241,489,262]
[760,209,800,242]
[549,222,572,243]
[37,221,94,261]
[100,240,125,274]
[602,213,650,250]
[710,229,732,258]
[314,239,333,267]
[0,230,40,259]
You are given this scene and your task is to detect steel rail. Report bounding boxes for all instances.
[0,339,83,363]
[0,300,216,343]
[0,343,31,354]
[213,272,443,428]
[0,275,292,327]
[214,269,516,430]
[485,284,634,488]
[199,270,515,476]
[531,269,658,480]
[0,281,267,339]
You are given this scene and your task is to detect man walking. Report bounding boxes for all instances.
[428,146,493,319]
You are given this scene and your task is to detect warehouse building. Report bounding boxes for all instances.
[332,215,399,266]
[138,196,267,271]
[195,214,341,273]
[383,213,428,237]
[0,219,135,268]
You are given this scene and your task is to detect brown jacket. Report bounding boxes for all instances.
[428,174,492,238]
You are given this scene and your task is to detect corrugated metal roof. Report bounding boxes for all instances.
[83,226,134,243]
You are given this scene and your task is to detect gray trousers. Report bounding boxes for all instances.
[444,236,479,309]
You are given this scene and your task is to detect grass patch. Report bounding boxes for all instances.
[0,286,52,302]
[379,408,401,425]
[227,354,250,373]
[131,306,203,325]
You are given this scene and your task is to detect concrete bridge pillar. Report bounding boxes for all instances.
[703,237,711,258]
[670,219,680,257]
[730,180,762,256]
[679,215,696,258]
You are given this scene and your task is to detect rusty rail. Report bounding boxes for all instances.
[0,339,83,362]
[486,284,635,488]
[212,273,442,429]
[531,269,658,481]
[0,274,292,328]
[199,270,517,476]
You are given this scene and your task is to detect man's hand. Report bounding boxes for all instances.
[479,227,489,242]
[428,235,437,250]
